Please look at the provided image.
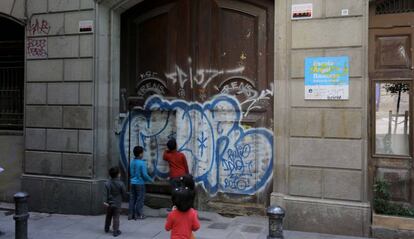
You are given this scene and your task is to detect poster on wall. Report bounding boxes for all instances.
[304,56,349,100]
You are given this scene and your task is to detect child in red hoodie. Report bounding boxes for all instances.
[165,187,200,239]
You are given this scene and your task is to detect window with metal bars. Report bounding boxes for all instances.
[0,17,24,131]
[376,0,414,15]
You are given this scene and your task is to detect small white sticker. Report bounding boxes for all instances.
[79,20,93,33]
[341,9,349,16]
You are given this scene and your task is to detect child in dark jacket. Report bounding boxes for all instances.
[104,166,128,237]
[165,187,200,239]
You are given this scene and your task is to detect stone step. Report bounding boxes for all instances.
[120,193,172,215]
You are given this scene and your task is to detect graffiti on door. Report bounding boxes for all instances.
[119,94,274,195]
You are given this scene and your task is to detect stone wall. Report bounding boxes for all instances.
[0,0,25,21]
[0,136,24,202]
[23,0,103,214]
[272,0,370,237]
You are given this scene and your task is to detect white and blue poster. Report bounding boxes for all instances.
[304,56,349,100]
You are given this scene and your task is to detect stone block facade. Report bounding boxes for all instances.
[273,0,370,236]
[0,0,374,234]
[23,0,99,214]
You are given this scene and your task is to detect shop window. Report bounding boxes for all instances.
[376,0,414,15]
[374,82,411,156]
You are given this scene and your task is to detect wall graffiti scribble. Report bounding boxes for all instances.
[164,57,245,90]
[27,38,47,59]
[28,19,50,36]
[119,95,273,195]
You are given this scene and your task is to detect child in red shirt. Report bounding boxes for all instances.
[165,187,200,239]
[163,138,189,182]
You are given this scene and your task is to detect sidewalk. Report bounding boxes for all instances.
[0,208,374,239]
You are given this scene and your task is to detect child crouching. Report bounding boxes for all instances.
[165,187,200,239]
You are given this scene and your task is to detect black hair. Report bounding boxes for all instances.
[180,174,195,191]
[172,187,194,212]
[167,138,177,151]
[109,166,119,179]
[133,146,144,157]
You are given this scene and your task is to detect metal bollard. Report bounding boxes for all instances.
[13,192,29,239]
[267,205,285,239]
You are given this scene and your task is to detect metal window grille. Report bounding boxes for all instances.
[0,41,24,131]
[376,0,414,14]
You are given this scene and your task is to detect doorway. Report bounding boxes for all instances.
[119,0,274,213]
[0,14,24,202]
[369,0,414,207]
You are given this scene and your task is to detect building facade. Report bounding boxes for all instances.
[1,0,414,237]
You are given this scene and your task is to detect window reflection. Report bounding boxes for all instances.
[375,82,410,155]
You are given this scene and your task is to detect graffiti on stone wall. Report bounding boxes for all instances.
[26,38,47,59]
[119,95,273,195]
[219,78,274,116]
[136,59,274,116]
[28,18,50,36]
[164,57,245,98]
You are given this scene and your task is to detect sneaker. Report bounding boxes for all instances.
[137,215,146,220]
[113,230,122,237]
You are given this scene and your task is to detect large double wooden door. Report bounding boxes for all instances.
[369,1,414,206]
[120,0,274,211]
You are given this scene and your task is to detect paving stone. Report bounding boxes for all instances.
[208,222,230,229]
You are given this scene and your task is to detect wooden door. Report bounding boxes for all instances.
[120,0,274,212]
[369,0,414,206]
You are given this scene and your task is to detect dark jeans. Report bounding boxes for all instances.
[129,184,145,217]
[105,206,120,232]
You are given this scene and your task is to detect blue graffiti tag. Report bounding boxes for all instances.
[119,95,273,195]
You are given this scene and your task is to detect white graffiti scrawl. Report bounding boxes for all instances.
[119,95,274,195]
[165,57,245,90]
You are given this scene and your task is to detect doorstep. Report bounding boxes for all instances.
[372,213,414,239]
